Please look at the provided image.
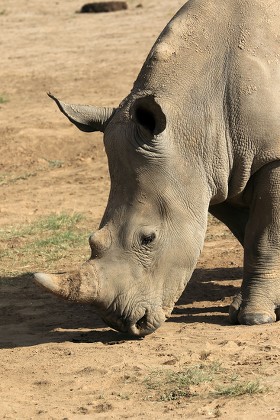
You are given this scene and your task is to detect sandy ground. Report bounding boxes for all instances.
[0,0,280,418]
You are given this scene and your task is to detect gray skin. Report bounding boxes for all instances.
[35,0,280,336]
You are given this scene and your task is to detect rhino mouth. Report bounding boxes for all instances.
[102,307,166,337]
[128,310,160,336]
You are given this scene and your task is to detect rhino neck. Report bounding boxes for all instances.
[133,0,233,99]
[130,1,237,205]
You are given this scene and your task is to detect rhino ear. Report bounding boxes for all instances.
[131,95,166,136]
[48,93,115,133]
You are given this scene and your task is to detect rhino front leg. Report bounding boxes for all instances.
[229,161,280,324]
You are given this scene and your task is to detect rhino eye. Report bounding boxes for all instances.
[141,232,156,246]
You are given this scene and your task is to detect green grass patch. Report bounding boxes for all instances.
[143,363,266,402]
[47,159,64,169]
[144,362,223,401]
[0,94,8,104]
[0,213,89,275]
[0,172,36,186]
[214,380,264,397]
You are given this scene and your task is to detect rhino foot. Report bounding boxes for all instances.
[238,312,276,325]
[229,293,279,325]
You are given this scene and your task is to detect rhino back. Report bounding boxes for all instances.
[225,0,280,196]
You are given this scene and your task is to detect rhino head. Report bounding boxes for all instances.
[34,92,211,336]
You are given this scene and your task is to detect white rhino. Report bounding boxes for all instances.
[35,0,280,336]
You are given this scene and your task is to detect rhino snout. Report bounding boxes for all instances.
[103,306,167,337]
[128,310,164,337]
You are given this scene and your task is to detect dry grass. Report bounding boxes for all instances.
[143,362,266,402]
[0,213,89,275]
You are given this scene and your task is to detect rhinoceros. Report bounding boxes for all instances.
[35,0,280,336]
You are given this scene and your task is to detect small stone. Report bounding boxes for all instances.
[80,2,128,13]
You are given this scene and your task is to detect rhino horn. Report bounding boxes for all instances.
[48,92,115,133]
[34,262,100,303]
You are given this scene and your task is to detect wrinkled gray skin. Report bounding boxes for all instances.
[35,0,280,336]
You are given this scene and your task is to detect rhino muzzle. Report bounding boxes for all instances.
[102,306,167,337]
[34,257,168,337]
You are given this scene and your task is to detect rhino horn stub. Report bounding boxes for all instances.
[89,227,112,258]
[34,263,100,303]
[47,92,115,133]
[34,272,63,294]
[34,272,80,300]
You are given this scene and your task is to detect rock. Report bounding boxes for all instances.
[80,2,128,13]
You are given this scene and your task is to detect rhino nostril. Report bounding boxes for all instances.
[127,312,158,337]
[136,312,148,330]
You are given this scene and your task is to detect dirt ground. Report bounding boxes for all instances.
[0,0,279,419]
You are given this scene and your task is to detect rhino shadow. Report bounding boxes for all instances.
[172,266,242,325]
[0,273,122,349]
[0,267,242,348]
[179,266,242,304]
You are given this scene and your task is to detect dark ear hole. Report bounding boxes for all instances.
[131,95,166,136]
[135,106,156,133]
